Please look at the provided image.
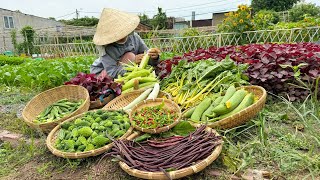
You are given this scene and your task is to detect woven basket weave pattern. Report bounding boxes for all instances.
[22,85,90,133]
[119,123,223,179]
[207,85,267,129]
[46,110,133,159]
[129,98,181,134]
[103,90,171,110]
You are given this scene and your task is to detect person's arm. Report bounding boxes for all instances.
[100,54,126,79]
[90,57,104,75]
[135,33,160,66]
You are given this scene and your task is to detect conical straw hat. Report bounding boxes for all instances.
[93,8,140,45]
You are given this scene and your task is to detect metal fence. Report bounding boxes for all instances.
[33,26,320,57]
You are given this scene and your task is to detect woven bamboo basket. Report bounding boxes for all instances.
[103,90,171,110]
[119,123,223,179]
[46,109,133,159]
[89,93,116,110]
[182,85,267,129]
[22,85,90,133]
[129,98,181,134]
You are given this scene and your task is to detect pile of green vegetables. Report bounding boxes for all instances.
[161,56,249,109]
[55,110,130,152]
[132,101,178,129]
[115,54,158,94]
[184,85,255,123]
[34,99,83,124]
[0,56,95,89]
[133,121,196,142]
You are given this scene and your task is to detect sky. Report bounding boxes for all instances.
[1,0,320,21]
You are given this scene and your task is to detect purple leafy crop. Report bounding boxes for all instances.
[157,43,320,100]
[65,72,122,101]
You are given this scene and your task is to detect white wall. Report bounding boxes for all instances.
[0,8,64,52]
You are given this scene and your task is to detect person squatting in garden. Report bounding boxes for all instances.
[90,8,161,78]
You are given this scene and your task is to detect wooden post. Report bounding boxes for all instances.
[24,31,30,55]
[289,29,294,43]
[3,36,6,51]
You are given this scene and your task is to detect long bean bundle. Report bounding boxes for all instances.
[99,125,222,178]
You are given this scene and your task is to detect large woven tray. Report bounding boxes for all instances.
[119,123,223,179]
[207,85,267,129]
[102,89,171,110]
[46,109,133,159]
[183,85,267,129]
[129,98,181,134]
[22,85,90,133]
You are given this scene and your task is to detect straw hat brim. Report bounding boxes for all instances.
[93,8,140,46]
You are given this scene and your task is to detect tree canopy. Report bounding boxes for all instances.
[289,3,320,22]
[59,16,99,27]
[151,7,168,29]
[251,0,300,12]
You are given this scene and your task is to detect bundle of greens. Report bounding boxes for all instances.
[161,56,249,109]
[115,54,158,94]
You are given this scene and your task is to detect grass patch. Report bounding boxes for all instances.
[0,85,37,105]
[221,95,320,179]
[0,112,41,137]
[0,141,46,178]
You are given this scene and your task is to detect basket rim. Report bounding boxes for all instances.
[102,90,172,110]
[206,85,267,127]
[118,123,223,179]
[22,85,90,126]
[46,109,133,158]
[129,98,182,134]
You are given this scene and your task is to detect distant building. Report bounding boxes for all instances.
[191,19,213,27]
[0,8,64,52]
[172,11,232,29]
[173,19,213,29]
[136,23,152,32]
[212,12,227,26]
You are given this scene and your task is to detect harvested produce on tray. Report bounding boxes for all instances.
[122,84,160,111]
[34,99,83,123]
[187,86,255,123]
[55,110,130,152]
[131,102,179,129]
[65,72,122,101]
[133,121,196,142]
[104,125,221,176]
[157,43,320,101]
[115,54,159,94]
[161,56,249,109]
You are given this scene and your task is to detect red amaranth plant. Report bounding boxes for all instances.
[157,43,320,100]
[65,72,122,101]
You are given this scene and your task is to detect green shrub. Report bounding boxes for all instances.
[218,5,254,33]
[0,56,95,89]
[289,3,320,22]
[0,55,30,66]
[274,16,320,29]
[253,10,280,30]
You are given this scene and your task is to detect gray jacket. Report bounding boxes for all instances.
[90,32,159,78]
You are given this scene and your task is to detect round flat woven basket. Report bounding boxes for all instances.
[119,123,223,179]
[103,90,171,110]
[129,98,181,134]
[89,93,116,110]
[22,85,90,133]
[191,85,266,129]
[46,109,133,159]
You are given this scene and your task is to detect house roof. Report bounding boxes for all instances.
[136,23,152,31]
[0,8,59,23]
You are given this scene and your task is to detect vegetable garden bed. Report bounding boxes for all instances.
[0,42,319,179]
